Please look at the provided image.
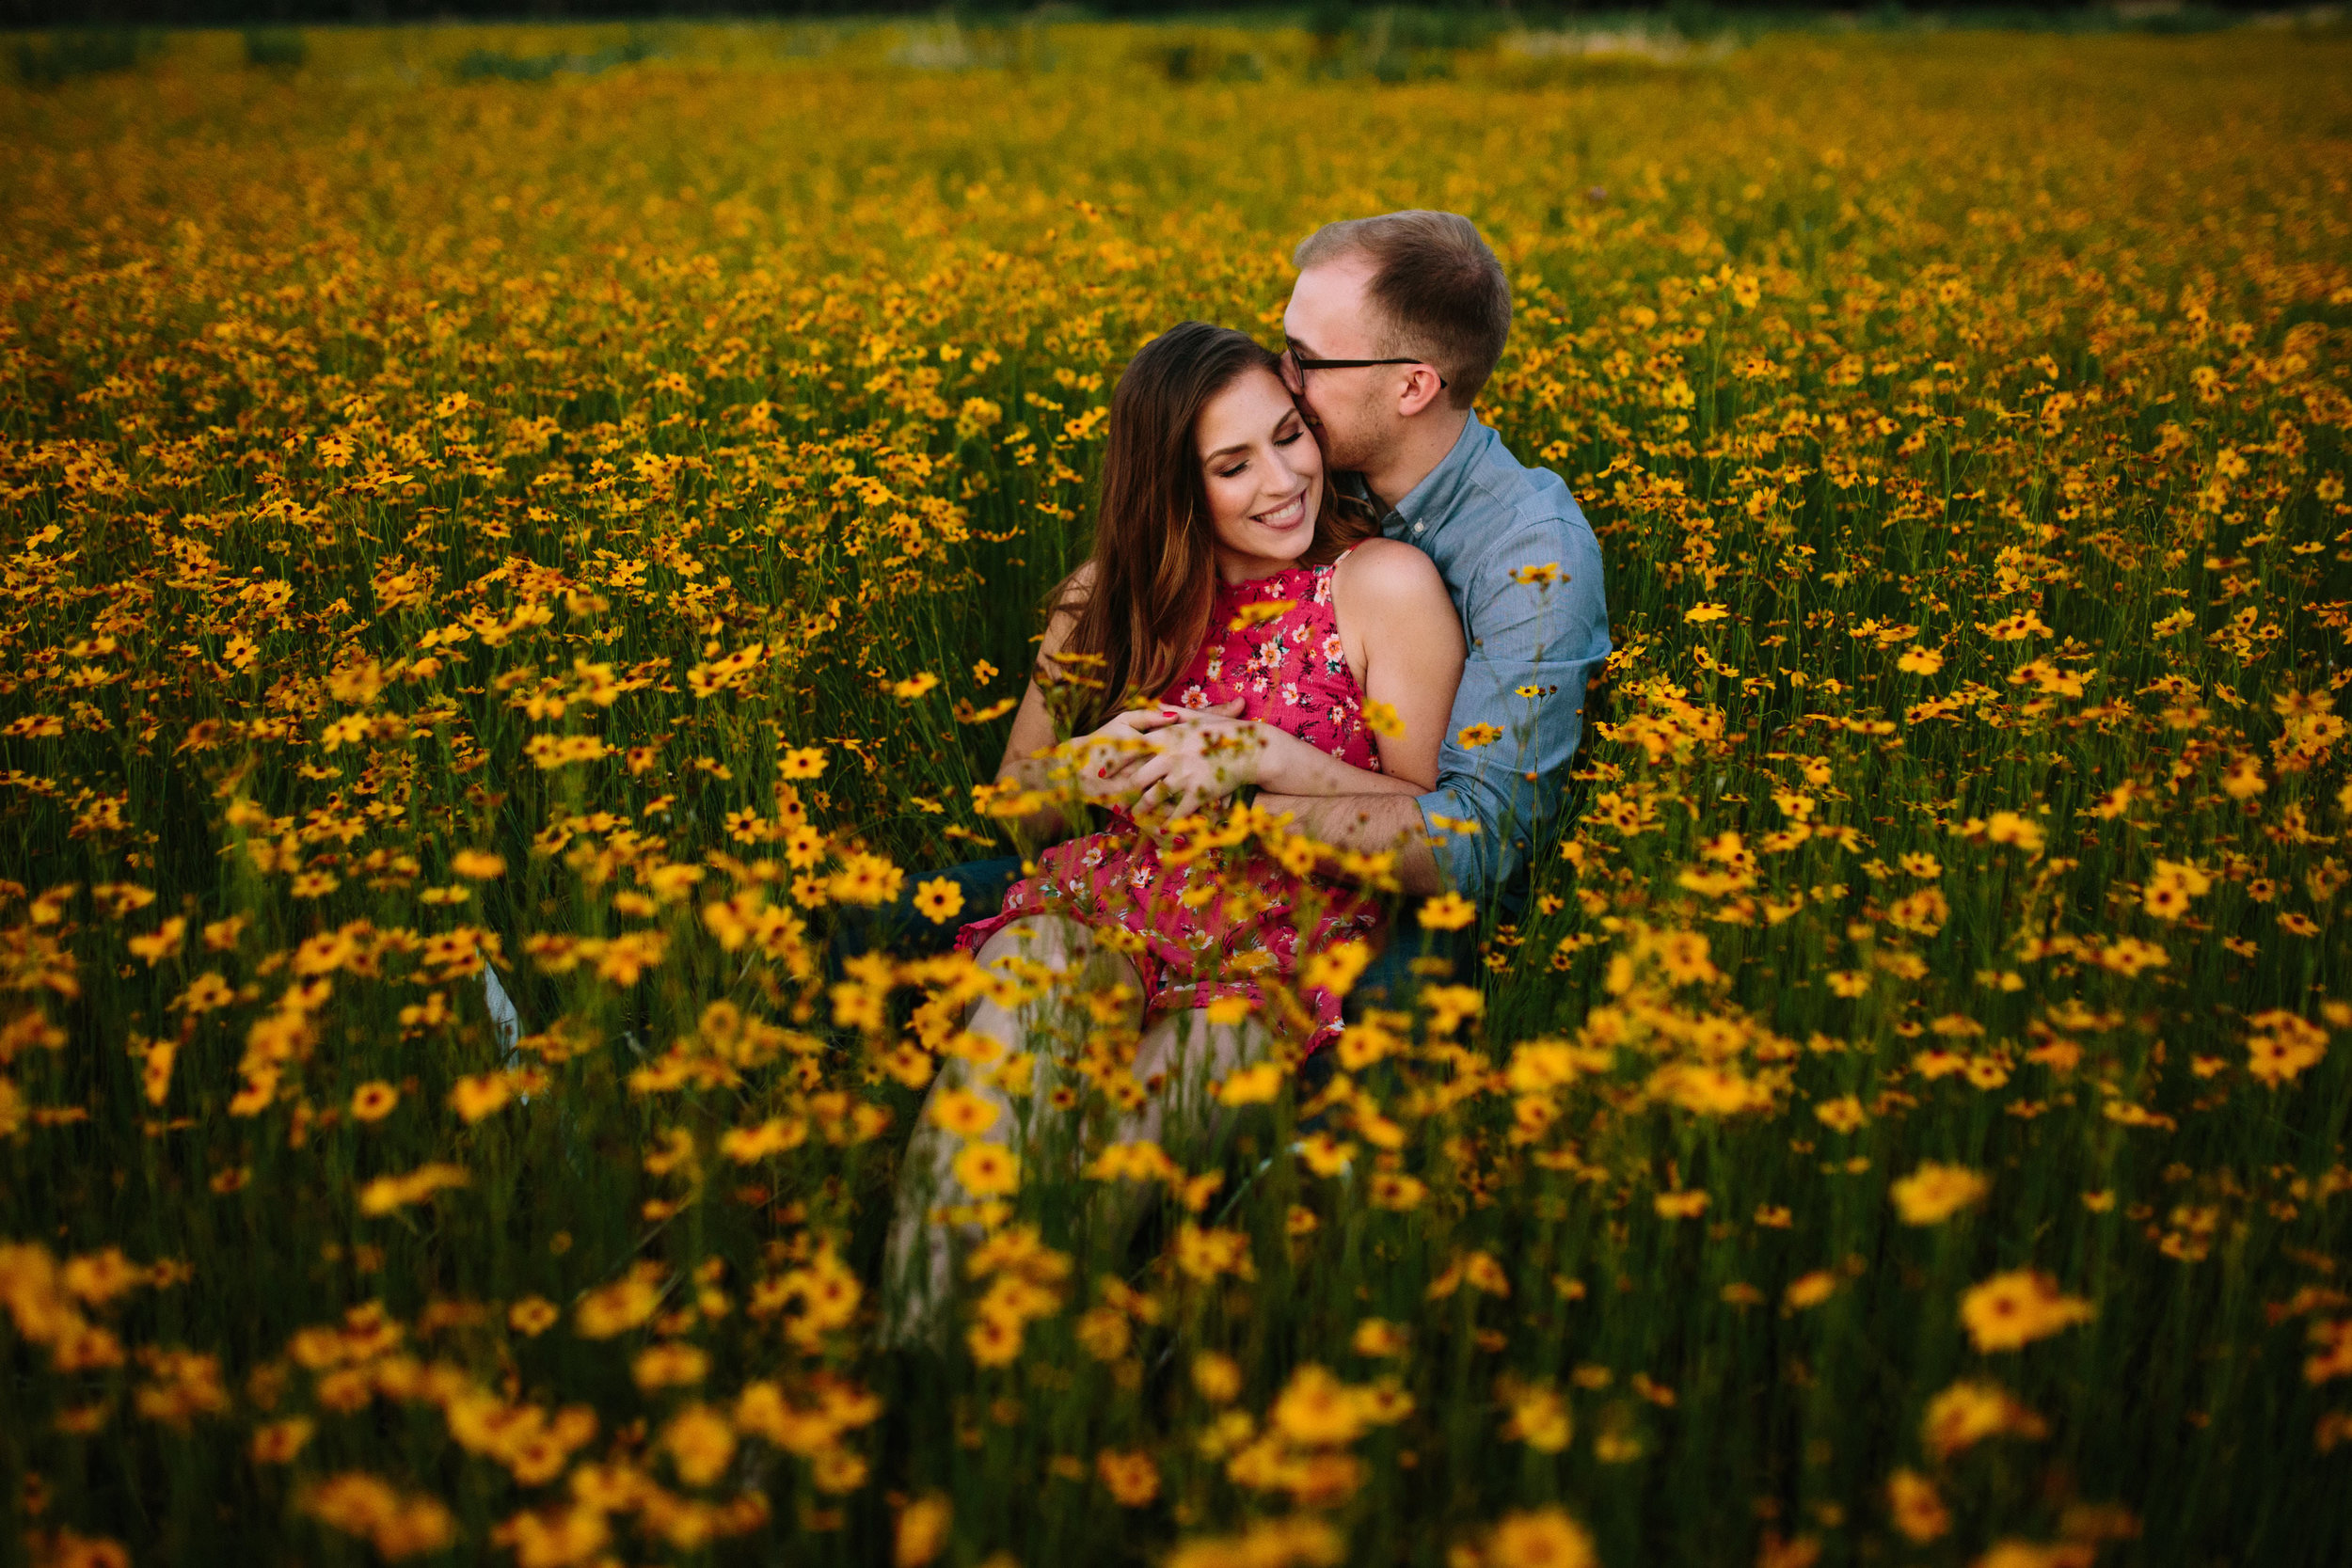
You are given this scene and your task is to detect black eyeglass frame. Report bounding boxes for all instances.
[1279,344,1447,392]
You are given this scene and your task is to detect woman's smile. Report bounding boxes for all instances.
[1252,491,1309,531]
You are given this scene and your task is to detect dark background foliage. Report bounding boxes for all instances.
[0,2,2284,38]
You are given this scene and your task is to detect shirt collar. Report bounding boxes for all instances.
[1374,412,1490,546]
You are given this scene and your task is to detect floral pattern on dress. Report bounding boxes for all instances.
[958,553,1383,1053]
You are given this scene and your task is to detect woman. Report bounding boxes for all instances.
[885,322,1464,1338]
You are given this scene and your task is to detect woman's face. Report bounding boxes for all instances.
[1195,365,1324,581]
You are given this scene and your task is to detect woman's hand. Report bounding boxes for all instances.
[1070,705,1193,803]
[1120,705,1283,821]
[1128,689,1429,829]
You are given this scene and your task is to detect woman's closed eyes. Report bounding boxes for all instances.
[1214,425,1306,480]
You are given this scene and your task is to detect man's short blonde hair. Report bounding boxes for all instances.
[1294,210,1510,410]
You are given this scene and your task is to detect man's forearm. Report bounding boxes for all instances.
[1255,792,1442,896]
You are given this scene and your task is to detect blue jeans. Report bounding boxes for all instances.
[829,856,1025,970]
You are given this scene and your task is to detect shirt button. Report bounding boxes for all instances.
[1412,522,1425,534]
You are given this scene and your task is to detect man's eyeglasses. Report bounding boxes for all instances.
[1279,344,1446,395]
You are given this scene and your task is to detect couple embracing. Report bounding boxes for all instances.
[885,211,1610,1334]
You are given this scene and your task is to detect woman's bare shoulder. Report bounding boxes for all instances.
[1335,537,1452,611]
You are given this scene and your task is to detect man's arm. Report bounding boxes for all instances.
[1276,514,1610,905]
[1253,791,1441,895]
[1417,516,1611,903]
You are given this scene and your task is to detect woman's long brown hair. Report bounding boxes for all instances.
[1046,322,1373,735]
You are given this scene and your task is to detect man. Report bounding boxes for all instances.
[1260,209,1611,911]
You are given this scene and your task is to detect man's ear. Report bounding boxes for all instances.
[1397,365,1448,419]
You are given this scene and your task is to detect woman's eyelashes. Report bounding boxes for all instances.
[1216,430,1306,479]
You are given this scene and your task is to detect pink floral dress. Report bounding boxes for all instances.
[957,554,1384,1053]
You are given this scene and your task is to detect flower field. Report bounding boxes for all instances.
[2,18,2349,1567]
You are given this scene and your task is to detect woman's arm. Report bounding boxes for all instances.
[1333,539,1465,791]
[989,565,1184,850]
[990,578,1090,850]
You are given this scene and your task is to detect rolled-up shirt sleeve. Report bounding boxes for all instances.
[1415,516,1611,902]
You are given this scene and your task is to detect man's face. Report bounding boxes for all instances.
[1280,257,1396,474]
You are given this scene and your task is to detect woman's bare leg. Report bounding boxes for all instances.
[1126,1005,1279,1205]
[882,915,1140,1347]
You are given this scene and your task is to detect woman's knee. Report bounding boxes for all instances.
[972,915,1139,1001]
[974,911,1091,958]
[1136,1009,1272,1091]
[1124,1009,1270,1155]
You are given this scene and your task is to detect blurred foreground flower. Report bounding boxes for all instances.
[1961,1272,2095,1353]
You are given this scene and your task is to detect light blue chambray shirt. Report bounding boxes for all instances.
[1355,413,1611,906]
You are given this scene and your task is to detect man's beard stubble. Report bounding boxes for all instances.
[1311,388,1388,479]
